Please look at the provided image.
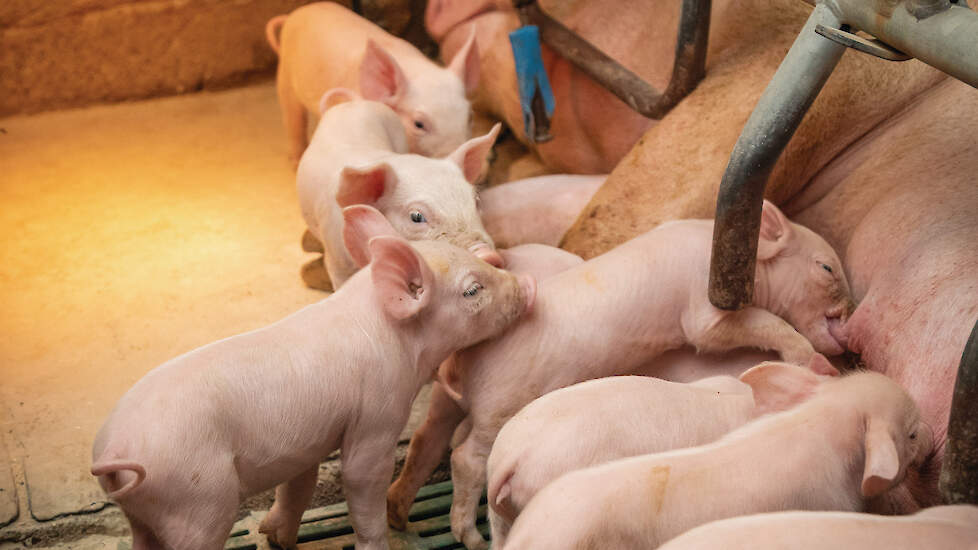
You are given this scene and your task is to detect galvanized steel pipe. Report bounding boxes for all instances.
[708,3,847,310]
[824,0,978,88]
[940,317,978,504]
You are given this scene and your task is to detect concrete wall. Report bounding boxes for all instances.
[0,0,431,116]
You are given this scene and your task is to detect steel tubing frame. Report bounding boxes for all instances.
[707,3,846,310]
[707,0,978,505]
[514,0,711,119]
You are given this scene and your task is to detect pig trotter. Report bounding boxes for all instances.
[301,230,324,253]
[260,464,320,549]
[301,256,334,292]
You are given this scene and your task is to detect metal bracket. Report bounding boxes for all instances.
[814,25,911,61]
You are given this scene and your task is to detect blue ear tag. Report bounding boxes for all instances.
[508,25,556,143]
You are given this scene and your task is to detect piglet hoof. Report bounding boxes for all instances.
[386,485,411,530]
[464,531,489,550]
[259,513,300,549]
[301,230,324,253]
[454,526,489,550]
[301,257,334,292]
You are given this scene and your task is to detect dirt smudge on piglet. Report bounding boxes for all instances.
[649,465,670,516]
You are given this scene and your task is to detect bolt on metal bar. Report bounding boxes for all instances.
[515,0,711,119]
[708,3,847,310]
[939,316,978,504]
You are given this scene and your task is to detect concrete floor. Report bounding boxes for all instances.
[0,82,442,547]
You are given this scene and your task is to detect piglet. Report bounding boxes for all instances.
[479,174,605,248]
[386,242,583,532]
[486,355,835,547]
[297,96,502,290]
[388,200,852,549]
[502,366,933,550]
[658,504,978,549]
[267,2,480,166]
[90,205,535,550]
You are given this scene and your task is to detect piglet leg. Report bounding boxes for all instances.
[301,230,324,253]
[301,256,334,292]
[450,427,494,550]
[488,509,513,550]
[260,464,319,549]
[693,307,816,365]
[388,382,466,529]
[344,434,397,550]
[276,69,309,170]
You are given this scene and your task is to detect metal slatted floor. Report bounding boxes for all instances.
[118,481,489,550]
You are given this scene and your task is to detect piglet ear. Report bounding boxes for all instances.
[447,26,480,95]
[808,353,840,376]
[369,236,434,320]
[360,40,408,106]
[757,200,794,261]
[342,205,399,268]
[862,420,901,498]
[738,362,819,416]
[449,123,501,184]
[337,162,396,208]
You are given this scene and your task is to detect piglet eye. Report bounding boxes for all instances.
[463,283,483,298]
[410,211,426,223]
[821,263,833,274]
[414,120,426,130]
[909,431,917,440]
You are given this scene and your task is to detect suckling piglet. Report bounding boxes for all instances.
[267,2,480,166]
[297,96,502,290]
[388,202,850,550]
[502,366,933,550]
[90,205,535,550]
[486,356,836,547]
[388,200,852,549]
[658,504,978,549]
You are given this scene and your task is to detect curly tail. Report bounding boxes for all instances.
[487,459,519,524]
[265,15,288,54]
[91,459,146,499]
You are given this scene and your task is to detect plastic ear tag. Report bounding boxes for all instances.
[508,25,555,143]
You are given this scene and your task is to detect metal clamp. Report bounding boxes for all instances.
[814,25,911,61]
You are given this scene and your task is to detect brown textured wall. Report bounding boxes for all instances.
[0,0,430,116]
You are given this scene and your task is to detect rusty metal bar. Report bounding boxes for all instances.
[939,317,978,504]
[708,3,846,310]
[515,0,711,119]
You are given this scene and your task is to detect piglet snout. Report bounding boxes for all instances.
[517,273,536,315]
[827,316,848,349]
[470,243,506,268]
